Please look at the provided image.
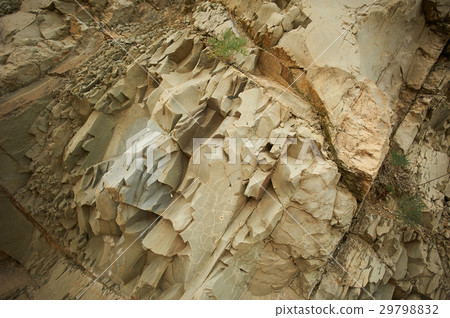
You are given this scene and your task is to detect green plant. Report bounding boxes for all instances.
[376,149,411,197]
[396,195,424,227]
[207,28,247,60]
[390,150,409,167]
[373,148,425,228]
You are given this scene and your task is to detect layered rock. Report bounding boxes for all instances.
[0,1,75,95]
[0,0,448,300]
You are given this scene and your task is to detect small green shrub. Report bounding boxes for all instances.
[374,148,425,228]
[207,28,247,60]
[377,149,411,197]
[390,150,409,167]
[396,195,424,227]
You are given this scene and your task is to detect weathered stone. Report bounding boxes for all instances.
[307,67,391,199]
[246,187,282,240]
[248,245,298,296]
[39,12,67,40]
[394,98,429,152]
[0,11,35,43]
[152,81,205,132]
[20,0,53,11]
[103,0,136,26]
[244,169,270,199]
[136,255,170,289]
[142,219,185,257]
[0,2,447,300]
[63,111,117,171]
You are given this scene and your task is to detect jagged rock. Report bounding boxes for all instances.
[20,0,52,12]
[246,187,282,240]
[235,87,270,129]
[244,169,270,199]
[152,80,207,132]
[271,205,343,259]
[392,247,408,280]
[331,187,357,229]
[247,245,298,296]
[193,2,237,37]
[142,219,185,257]
[96,190,118,221]
[0,2,448,301]
[394,97,430,152]
[0,11,35,43]
[116,203,146,228]
[103,0,136,26]
[39,12,68,40]
[178,38,204,73]
[405,30,447,90]
[162,197,193,232]
[252,2,280,34]
[63,111,117,171]
[105,234,145,285]
[136,255,170,289]
[307,67,391,199]
[0,43,61,93]
[315,236,387,299]
[164,32,194,64]
[88,209,121,236]
[172,107,223,155]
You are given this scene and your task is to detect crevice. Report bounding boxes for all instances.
[0,185,122,299]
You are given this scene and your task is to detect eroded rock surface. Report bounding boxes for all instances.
[0,0,448,300]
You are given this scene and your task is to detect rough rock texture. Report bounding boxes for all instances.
[0,0,448,300]
[0,2,76,95]
[0,0,22,17]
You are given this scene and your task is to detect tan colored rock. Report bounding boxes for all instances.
[406,240,428,261]
[331,186,357,229]
[142,219,185,257]
[164,32,194,64]
[116,203,147,228]
[0,11,35,43]
[291,161,340,221]
[307,67,391,199]
[244,169,271,199]
[109,235,146,285]
[2,2,446,299]
[315,236,386,300]
[392,247,408,280]
[172,107,223,155]
[193,2,238,37]
[271,205,342,259]
[405,29,448,90]
[152,81,205,132]
[39,12,67,40]
[248,245,298,296]
[96,190,118,221]
[63,111,117,171]
[21,0,53,11]
[246,187,282,241]
[137,255,170,288]
[103,0,136,26]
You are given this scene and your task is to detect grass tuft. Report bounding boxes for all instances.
[396,195,424,227]
[390,150,409,167]
[207,28,247,60]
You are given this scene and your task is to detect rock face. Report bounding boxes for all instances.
[0,0,22,16]
[0,0,448,300]
[0,2,75,95]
